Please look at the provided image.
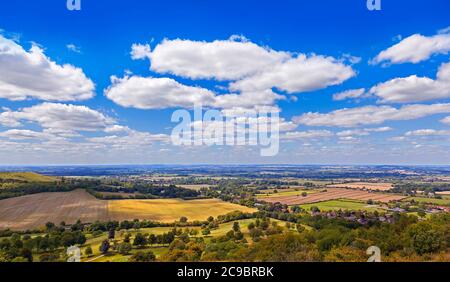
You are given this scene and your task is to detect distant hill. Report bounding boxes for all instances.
[0,172,57,183]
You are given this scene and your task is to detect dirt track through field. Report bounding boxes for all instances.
[262,188,406,205]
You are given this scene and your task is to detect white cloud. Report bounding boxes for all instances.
[110,37,356,111]
[282,130,333,140]
[373,31,450,64]
[229,54,355,93]
[0,35,95,101]
[66,43,81,53]
[144,37,290,80]
[0,129,54,141]
[131,43,151,60]
[89,130,169,148]
[294,103,450,127]
[332,88,366,101]
[405,129,450,136]
[336,127,392,137]
[130,36,355,96]
[105,76,217,109]
[105,75,284,110]
[369,62,450,103]
[0,103,115,132]
[441,116,450,125]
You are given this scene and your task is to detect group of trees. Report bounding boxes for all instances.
[89,183,200,199]
[0,225,86,262]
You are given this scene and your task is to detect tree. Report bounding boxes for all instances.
[108,229,115,240]
[301,192,308,197]
[84,246,93,257]
[133,233,147,247]
[45,222,55,231]
[247,222,256,230]
[202,229,211,236]
[118,242,132,255]
[233,222,240,232]
[180,217,188,223]
[148,234,157,245]
[129,251,156,262]
[123,233,131,243]
[296,224,306,233]
[407,222,445,255]
[99,240,110,254]
[20,248,33,262]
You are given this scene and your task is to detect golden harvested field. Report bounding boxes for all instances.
[262,188,406,205]
[0,190,256,230]
[436,191,450,195]
[108,198,256,222]
[327,182,393,191]
[0,189,108,230]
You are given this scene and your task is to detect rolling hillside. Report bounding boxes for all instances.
[0,172,57,183]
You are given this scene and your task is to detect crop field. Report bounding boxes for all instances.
[0,190,256,230]
[327,182,393,191]
[436,191,450,195]
[0,189,108,230]
[299,200,384,212]
[262,188,406,205]
[108,198,256,223]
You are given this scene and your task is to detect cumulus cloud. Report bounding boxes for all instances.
[143,37,290,80]
[369,62,450,103]
[0,103,115,132]
[282,130,333,140]
[105,75,284,110]
[405,129,450,136]
[441,116,450,125]
[332,88,367,101]
[294,103,450,127]
[0,35,95,101]
[0,129,55,141]
[131,43,151,60]
[336,127,392,137]
[229,54,355,93]
[104,76,217,109]
[373,30,450,64]
[125,36,355,105]
[89,129,169,148]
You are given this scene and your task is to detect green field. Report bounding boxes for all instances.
[403,197,450,206]
[299,200,384,212]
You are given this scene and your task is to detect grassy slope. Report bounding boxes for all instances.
[0,172,56,183]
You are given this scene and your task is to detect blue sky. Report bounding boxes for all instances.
[0,0,449,165]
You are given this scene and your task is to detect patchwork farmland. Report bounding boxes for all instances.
[326,182,394,191]
[0,189,256,230]
[261,188,406,205]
